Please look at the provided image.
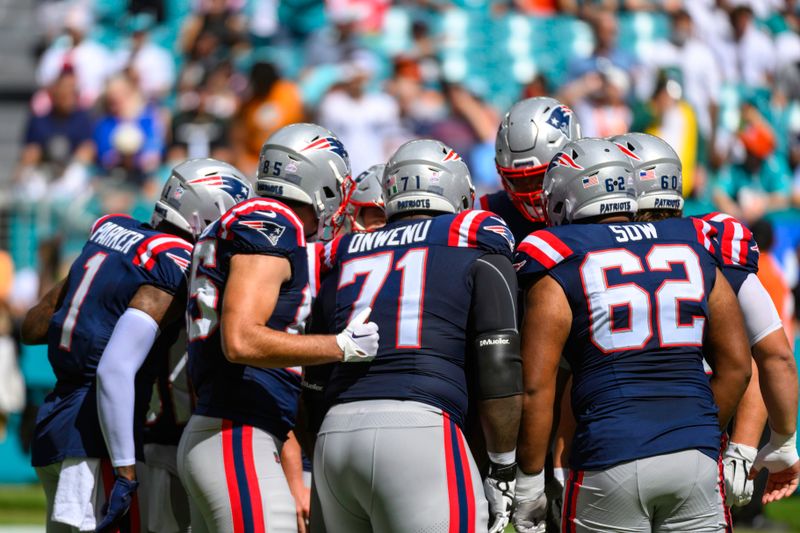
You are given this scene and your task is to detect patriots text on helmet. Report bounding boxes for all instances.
[347,220,432,253]
[599,201,632,214]
[654,198,682,209]
[396,199,431,210]
[258,183,284,196]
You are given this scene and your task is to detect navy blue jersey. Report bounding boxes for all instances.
[698,212,759,293]
[187,198,315,441]
[323,210,515,427]
[32,215,192,466]
[478,191,541,248]
[514,218,724,471]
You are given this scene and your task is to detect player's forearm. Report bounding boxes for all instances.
[222,324,343,368]
[753,329,799,435]
[730,360,768,448]
[281,431,306,492]
[518,384,556,474]
[21,279,66,344]
[480,395,522,454]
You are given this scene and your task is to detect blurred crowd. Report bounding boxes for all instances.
[10,0,800,220]
[3,0,800,292]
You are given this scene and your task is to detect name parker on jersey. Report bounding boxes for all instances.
[347,219,432,253]
[90,221,145,253]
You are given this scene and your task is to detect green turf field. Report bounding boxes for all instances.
[1,484,799,531]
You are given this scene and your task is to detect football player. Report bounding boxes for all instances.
[491,97,582,530]
[177,123,380,533]
[513,138,752,532]
[312,139,522,533]
[20,158,252,533]
[613,132,800,507]
[488,96,580,245]
[339,163,387,233]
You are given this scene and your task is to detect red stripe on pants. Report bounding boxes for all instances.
[443,413,460,533]
[454,428,476,533]
[222,420,245,533]
[241,425,266,533]
[564,470,584,533]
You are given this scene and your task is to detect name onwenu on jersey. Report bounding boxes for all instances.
[90,220,145,253]
[347,219,432,253]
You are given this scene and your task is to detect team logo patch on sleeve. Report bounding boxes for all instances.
[483,219,515,249]
[166,252,190,273]
[238,219,287,246]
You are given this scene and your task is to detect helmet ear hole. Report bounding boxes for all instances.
[553,201,564,214]
[322,186,337,199]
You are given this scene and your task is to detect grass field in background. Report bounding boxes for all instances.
[1,484,798,531]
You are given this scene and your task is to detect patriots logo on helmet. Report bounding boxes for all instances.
[442,149,461,162]
[189,175,251,202]
[547,105,574,138]
[238,219,286,246]
[614,142,641,161]
[548,152,584,171]
[302,136,350,162]
[484,218,515,248]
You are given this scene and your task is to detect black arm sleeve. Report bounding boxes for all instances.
[469,254,523,399]
[302,275,337,434]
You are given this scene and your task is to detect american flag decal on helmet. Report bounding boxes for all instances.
[550,152,583,170]
[442,149,461,162]
[301,136,349,160]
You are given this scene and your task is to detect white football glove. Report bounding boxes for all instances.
[723,442,757,507]
[335,307,379,363]
[485,462,516,533]
[753,431,800,474]
[512,470,547,533]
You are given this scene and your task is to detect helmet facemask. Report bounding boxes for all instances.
[497,162,547,222]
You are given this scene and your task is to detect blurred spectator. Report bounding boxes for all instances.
[751,218,795,347]
[713,102,791,222]
[643,75,699,198]
[94,75,164,185]
[720,5,777,87]
[326,0,391,33]
[201,62,240,120]
[114,14,176,101]
[563,66,632,138]
[178,30,225,97]
[231,62,304,175]
[520,74,552,100]
[567,9,636,82]
[426,83,499,189]
[644,10,721,163]
[15,71,95,200]
[305,9,366,67]
[169,84,232,164]
[181,0,246,56]
[128,0,165,23]
[318,54,402,175]
[385,57,446,135]
[36,4,113,106]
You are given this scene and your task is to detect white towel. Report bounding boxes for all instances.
[52,457,102,531]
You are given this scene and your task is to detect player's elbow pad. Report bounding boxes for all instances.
[475,330,522,399]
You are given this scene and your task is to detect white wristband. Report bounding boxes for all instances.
[488,449,516,466]
[515,470,545,501]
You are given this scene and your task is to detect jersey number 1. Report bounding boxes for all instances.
[338,249,427,348]
[59,252,108,350]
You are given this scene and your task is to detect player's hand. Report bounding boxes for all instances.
[723,442,756,507]
[295,484,310,533]
[512,470,547,533]
[484,461,516,533]
[749,431,800,504]
[95,475,139,533]
[336,307,379,362]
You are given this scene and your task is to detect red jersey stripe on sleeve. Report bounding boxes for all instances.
[517,231,573,269]
[691,218,717,256]
[133,235,193,271]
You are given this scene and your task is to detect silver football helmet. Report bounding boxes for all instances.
[152,158,252,238]
[543,138,636,226]
[383,139,474,219]
[342,164,386,232]
[611,132,684,212]
[495,97,581,222]
[257,123,351,241]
